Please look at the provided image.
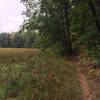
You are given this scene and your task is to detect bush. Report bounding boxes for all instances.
[44,42,64,56]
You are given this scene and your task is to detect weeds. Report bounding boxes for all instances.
[0,48,82,100]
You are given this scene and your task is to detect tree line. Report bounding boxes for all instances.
[19,0,100,59]
[0,32,36,48]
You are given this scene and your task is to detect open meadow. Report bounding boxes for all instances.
[0,48,82,100]
[0,48,39,64]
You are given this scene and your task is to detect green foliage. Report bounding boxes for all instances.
[45,42,65,55]
[21,0,73,55]
[20,0,100,58]
[71,0,100,59]
[11,33,24,48]
[0,33,11,47]
[0,32,36,48]
[23,33,36,48]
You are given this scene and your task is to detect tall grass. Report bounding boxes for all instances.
[0,49,82,100]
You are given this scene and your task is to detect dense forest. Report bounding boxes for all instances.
[20,0,100,60]
[0,32,36,48]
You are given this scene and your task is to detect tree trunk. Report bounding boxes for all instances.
[63,0,73,56]
[88,0,100,33]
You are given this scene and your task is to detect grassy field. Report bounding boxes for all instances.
[0,48,39,64]
[0,48,82,100]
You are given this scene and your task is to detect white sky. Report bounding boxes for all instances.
[0,0,25,33]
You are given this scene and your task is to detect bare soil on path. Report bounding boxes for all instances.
[67,55,96,100]
[76,63,95,100]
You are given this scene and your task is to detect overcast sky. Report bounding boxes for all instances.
[0,0,25,33]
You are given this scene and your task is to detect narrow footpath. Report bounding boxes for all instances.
[68,55,95,100]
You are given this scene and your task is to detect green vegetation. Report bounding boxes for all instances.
[20,0,100,59]
[0,48,82,100]
[0,0,100,99]
[1,0,100,60]
[0,32,36,48]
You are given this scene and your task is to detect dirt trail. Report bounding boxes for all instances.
[76,64,94,100]
[68,55,95,100]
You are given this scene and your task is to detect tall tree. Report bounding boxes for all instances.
[63,0,73,55]
[21,0,73,55]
